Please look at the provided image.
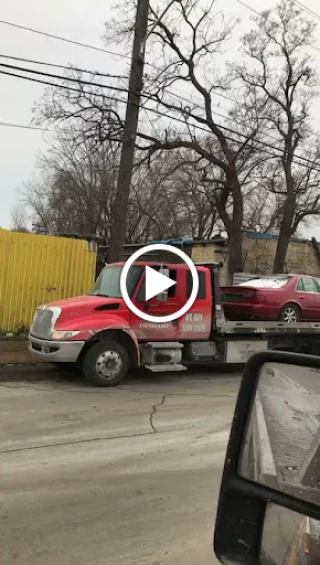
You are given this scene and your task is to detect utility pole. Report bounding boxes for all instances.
[108,0,150,263]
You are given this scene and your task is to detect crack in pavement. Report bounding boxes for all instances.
[0,424,198,455]
[149,395,168,433]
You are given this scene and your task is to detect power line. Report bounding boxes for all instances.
[292,0,320,22]
[1,51,290,153]
[236,0,320,54]
[0,121,55,133]
[0,61,242,126]
[0,61,131,96]
[0,53,128,80]
[0,59,236,125]
[1,65,320,172]
[0,18,132,61]
[0,16,236,108]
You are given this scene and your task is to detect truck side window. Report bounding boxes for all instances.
[136,268,177,301]
[167,270,177,298]
[187,271,206,298]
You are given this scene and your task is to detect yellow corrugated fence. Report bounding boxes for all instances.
[0,229,97,333]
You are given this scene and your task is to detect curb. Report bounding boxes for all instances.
[0,362,47,367]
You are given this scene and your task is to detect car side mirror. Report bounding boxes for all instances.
[214,350,320,565]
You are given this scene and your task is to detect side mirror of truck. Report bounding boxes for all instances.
[214,350,320,565]
[157,290,168,302]
[157,268,170,302]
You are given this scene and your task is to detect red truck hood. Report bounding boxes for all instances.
[46,295,129,331]
[48,295,123,311]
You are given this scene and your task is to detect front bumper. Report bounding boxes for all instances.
[28,334,86,363]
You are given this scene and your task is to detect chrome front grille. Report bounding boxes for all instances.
[31,308,54,336]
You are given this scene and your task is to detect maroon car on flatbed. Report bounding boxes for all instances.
[221,274,320,323]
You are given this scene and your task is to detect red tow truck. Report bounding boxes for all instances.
[28,261,320,386]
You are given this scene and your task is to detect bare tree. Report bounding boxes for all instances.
[19,137,222,243]
[238,0,319,272]
[34,0,267,280]
[21,137,120,238]
[11,206,30,233]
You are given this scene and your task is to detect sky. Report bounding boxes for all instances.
[0,0,320,239]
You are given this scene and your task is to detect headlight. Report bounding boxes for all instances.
[51,331,81,340]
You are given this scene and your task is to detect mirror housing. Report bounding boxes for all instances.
[214,351,320,565]
[157,290,168,302]
[157,267,170,301]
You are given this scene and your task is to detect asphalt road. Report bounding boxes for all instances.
[0,368,239,565]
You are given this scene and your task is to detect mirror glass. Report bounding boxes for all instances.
[239,362,320,505]
[261,503,320,565]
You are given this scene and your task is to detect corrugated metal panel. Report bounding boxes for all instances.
[0,229,97,332]
[233,272,258,285]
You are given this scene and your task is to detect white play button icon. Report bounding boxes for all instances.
[145,266,176,301]
[120,244,199,324]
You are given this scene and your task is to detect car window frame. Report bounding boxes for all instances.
[313,278,320,293]
[298,276,319,294]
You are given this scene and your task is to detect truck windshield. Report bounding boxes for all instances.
[90,265,143,298]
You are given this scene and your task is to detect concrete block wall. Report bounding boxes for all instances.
[191,243,229,285]
[243,235,320,276]
[191,234,320,283]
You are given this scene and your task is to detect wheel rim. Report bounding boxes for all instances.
[283,307,298,323]
[96,350,123,380]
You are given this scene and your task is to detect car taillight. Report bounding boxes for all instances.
[252,293,267,304]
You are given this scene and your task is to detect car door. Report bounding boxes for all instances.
[312,277,320,320]
[129,266,181,340]
[296,276,320,320]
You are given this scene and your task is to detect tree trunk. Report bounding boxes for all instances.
[227,227,243,284]
[273,197,295,273]
[215,178,244,283]
[226,175,244,283]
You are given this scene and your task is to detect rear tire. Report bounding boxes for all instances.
[82,340,129,387]
[279,303,301,323]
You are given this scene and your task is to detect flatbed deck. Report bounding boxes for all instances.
[218,321,320,335]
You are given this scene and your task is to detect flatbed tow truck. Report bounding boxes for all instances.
[29,261,320,386]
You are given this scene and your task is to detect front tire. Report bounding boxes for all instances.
[82,340,129,387]
[279,303,301,323]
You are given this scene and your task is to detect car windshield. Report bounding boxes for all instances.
[89,265,143,298]
[239,276,291,289]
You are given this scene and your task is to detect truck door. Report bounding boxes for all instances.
[177,267,212,340]
[129,266,181,340]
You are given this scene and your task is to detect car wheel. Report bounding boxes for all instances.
[82,340,129,387]
[279,303,301,323]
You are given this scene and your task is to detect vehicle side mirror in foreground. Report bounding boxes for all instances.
[214,351,320,565]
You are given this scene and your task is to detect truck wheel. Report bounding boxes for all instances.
[279,303,301,323]
[82,341,129,387]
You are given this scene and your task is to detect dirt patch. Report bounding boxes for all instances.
[0,364,67,382]
[0,340,35,364]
